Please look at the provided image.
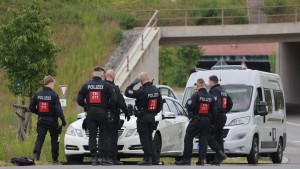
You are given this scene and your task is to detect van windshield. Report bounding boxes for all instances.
[182,85,253,113]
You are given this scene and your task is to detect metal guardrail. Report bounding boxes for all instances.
[132,5,300,27]
[115,10,158,82]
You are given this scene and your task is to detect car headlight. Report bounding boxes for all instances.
[66,126,76,136]
[75,129,83,137]
[125,129,137,137]
[228,116,250,126]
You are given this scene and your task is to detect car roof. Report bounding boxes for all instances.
[124,95,179,103]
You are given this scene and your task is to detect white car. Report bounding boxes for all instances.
[64,96,190,163]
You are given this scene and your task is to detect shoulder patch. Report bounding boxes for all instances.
[128,90,133,94]
[187,100,192,105]
[214,96,217,101]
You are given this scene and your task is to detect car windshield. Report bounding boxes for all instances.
[182,85,253,113]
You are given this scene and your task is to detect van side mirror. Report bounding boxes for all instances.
[127,104,134,116]
[256,101,268,116]
[162,111,176,119]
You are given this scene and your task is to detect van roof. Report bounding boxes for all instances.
[187,69,282,90]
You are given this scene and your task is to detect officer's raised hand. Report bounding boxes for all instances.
[131,78,140,86]
[125,114,131,121]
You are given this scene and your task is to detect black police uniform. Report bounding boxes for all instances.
[125,82,163,165]
[106,80,130,164]
[77,76,117,165]
[175,88,217,165]
[29,87,66,162]
[208,84,233,152]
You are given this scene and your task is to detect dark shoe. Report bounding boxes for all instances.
[196,160,205,166]
[112,160,123,165]
[33,154,40,162]
[102,158,113,166]
[152,160,160,165]
[92,157,98,166]
[175,159,191,165]
[137,158,152,166]
[212,151,227,165]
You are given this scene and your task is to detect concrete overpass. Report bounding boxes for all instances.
[114,9,300,112]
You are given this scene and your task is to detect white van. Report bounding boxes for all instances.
[182,66,286,164]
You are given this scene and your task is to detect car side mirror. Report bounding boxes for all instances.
[162,111,176,119]
[256,101,268,116]
[77,112,86,119]
[127,104,134,116]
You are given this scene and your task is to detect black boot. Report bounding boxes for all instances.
[92,156,98,166]
[211,150,227,165]
[175,158,191,165]
[196,160,205,166]
[111,159,123,165]
[33,154,40,162]
[102,158,113,166]
[137,157,152,166]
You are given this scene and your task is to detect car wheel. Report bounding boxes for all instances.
[270,138,283,163]
[66,155,84,164]
[206,154,214,164]
[152,133,162,164]
[247,136,259,164]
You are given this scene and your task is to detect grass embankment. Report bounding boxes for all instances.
[0,0,298,165]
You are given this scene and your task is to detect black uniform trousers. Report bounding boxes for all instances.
[33,117,59,160]
[109,116,120,160]
[87,107,110,158]
[183,117,210,160]
[208,113,227,152]
[137,118,154,160]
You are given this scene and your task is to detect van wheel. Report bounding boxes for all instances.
[206,154,214,164]
[247,136,259,164]
[66,155,84,164]
[152,133,162,164]
[270,138,283,163]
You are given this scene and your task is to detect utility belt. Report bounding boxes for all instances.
[193,114,209,119]
[87,105,108,112]
[38,114,56,118]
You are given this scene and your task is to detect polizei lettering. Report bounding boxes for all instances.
[37,96,52,100]
[199,97,212,102]
[88,85,103,90]
[148,93,158,98]
[221,92,227,97]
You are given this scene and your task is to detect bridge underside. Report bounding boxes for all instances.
[158,23,300,113]
[278,42,300,113]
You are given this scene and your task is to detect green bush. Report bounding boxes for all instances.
[112,28,123,44]
[118,12,136,30]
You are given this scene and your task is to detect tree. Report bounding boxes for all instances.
[0,2,60,136]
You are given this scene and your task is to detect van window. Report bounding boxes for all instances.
[222,85,253,113]
[274,90,284,111]
[264,89,273,113]
[254,87,263,115]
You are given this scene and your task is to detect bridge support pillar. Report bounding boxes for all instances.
[277,42,300,113]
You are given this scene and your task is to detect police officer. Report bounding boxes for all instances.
[77,66,117,166]
[125,72,163,165]
[29,75,66,163]
[105,69,131,165]
[207,75,233,165]
[175,78,217,166]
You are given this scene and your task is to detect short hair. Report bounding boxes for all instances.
[209,75,218,84]
[93,66,105,72]
[197,78,205,87]
[43,75,55,86]
[93,66,105,77]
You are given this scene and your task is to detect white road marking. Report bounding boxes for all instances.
[292,141,300,143]
[287,122,300,127]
